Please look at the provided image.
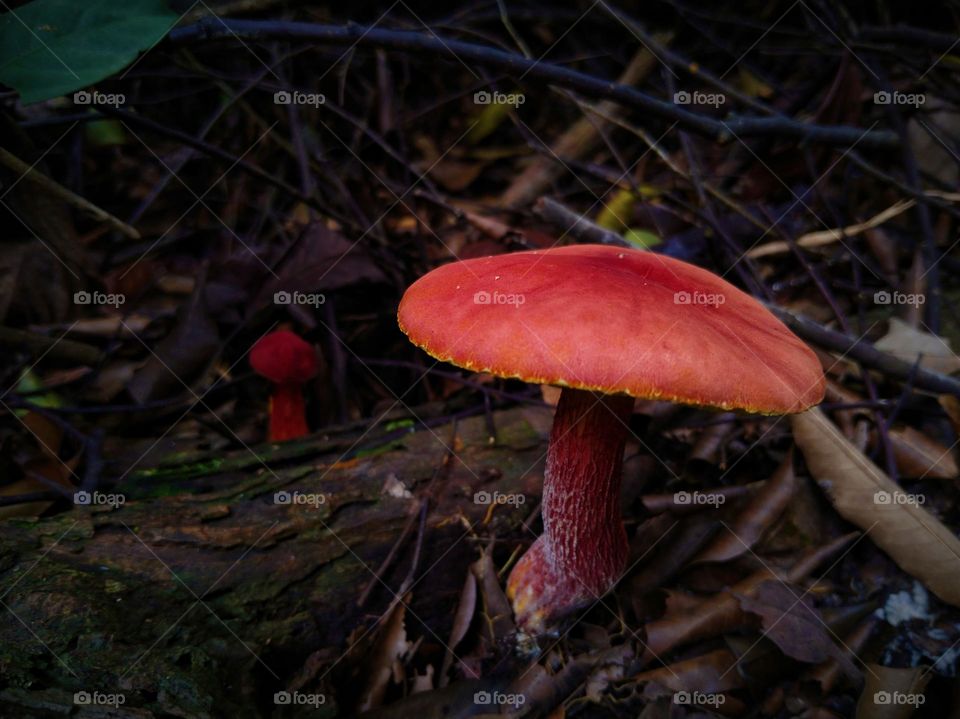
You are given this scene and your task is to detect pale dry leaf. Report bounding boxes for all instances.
[793,408,960,607]
[873,318,960,375]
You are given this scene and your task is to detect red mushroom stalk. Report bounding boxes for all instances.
[250,330,319,442]
[397,245,825,635]
[507,389,634,630]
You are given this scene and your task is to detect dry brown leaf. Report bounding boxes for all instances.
[694,450,796,564]
[471,546,515,642]
[887,425,958,479]
[0,411,77,519]
[806,617,878,693]
[873,318,960,376]
[855,664,930,719]
[793,408,960,606]
[438,569,477,686]
[641,534,858,663]
[735,581,858,678]
[634,648,744,693]
[357,599,412,712]
[688,412,737,465]
[938,394,960,437]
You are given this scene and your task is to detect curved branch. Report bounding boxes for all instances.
[168,19,898,149]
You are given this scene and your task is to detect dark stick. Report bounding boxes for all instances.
[767,305,960,397]
[859,25,960,52]
[167,19,898,148]
[866,61,941,331]
[534,197,629,247]
[847,151,960,221]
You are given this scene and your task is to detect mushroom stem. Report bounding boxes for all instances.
[507,387,633,632]
[544,387,633,580]
[269,382,309,441]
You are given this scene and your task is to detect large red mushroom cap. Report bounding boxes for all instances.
[398,244,824,413]
[250,330,319,442]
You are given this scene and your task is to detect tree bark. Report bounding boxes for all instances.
[0,406,553,718]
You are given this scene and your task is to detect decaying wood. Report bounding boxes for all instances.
[0,407,553,718]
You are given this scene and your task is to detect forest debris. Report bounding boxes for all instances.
[127,269,219,403]
[0,147,140,239]
[748,199,913,258]
[693,450,796,564]
[735,580,859,678]
[439,569,478,686]
[381,473,414,498]
[640,484,756,515]
[793,408,960,606]
[855,665,930,719]
[1,410,76,519]
[806,617,879,693]
[688,412,738,466]
[628,514,715,596]
[471,545,515,644]
[642,534,858,662]
[357,599,413,712]
[940,394,960,435]
[0,326,104,365]
[500,46,663,208]
[747,191,960,258]
[887,425,958,479]
[873,318,960,376]
[633,648,744,693]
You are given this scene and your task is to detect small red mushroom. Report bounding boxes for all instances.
[250,330,319,442]
[398,244,825,635]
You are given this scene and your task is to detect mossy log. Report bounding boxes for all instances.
[0,407,553,718]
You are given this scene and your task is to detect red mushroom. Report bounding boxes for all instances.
[250,330,319,442]
[398,244,824,634]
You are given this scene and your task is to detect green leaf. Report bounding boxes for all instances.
[85,118,127,146]
[623,228,662,249]
[0,0,178,104]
